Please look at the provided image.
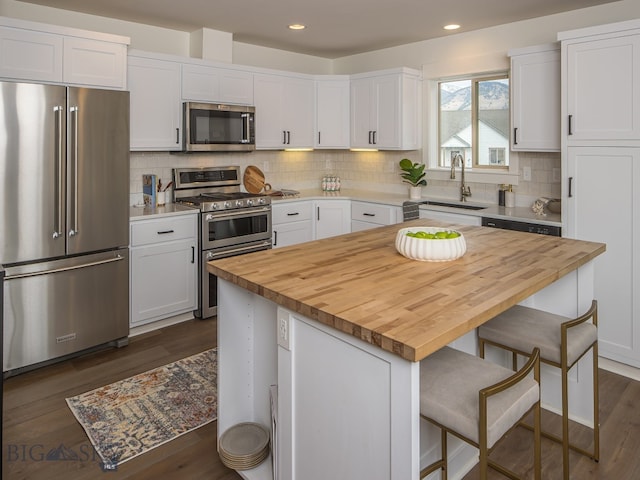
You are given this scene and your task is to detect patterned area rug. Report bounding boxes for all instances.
[66,349,217,468]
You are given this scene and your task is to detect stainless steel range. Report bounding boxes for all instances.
[173,166,272,318]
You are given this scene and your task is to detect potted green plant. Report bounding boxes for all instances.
[399,158,427,199]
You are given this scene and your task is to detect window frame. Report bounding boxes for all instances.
[425,69,519,186]
[438,73,510,171]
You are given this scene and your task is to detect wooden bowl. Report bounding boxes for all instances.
[395,227,466,262]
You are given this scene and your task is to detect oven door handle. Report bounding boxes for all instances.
[204,206,271,221]
[206,241,271,260]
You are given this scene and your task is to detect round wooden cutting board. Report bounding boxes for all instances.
[244,165,270,193]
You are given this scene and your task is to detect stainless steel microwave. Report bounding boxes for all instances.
[183,102,255,152]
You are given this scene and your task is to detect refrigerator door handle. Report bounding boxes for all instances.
[5,254,126,280]
[53,105,64,239]
[68,105,79,237]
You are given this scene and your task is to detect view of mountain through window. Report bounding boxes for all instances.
[438,76,510,169]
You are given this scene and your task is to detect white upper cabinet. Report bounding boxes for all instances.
[0,17,128,89]
[181,63,253,105]
[128,53,182,151]
[509,44,560,152]
[350,68,421,150]
[254,73,314,149]
[315,77,350,149]
[560,22,640,143]
[0,26,62,82]
[63,37,126,89]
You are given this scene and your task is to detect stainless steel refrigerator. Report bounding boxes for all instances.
[1,81,130,374]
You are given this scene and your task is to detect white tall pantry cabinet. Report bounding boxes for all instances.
[559,19,640,367]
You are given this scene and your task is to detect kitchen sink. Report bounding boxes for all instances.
[420,200,487,211]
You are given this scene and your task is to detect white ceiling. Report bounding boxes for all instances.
[18,0,618,58]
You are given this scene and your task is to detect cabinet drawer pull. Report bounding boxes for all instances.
[157,229,175,235]
[287,212,300,216]
[363,213,375,217]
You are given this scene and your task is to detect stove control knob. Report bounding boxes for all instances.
[235,200,244,207]
[224,201,231,208]
[257,198,265,205]
[211,203,219,210]
[246,199,254,206]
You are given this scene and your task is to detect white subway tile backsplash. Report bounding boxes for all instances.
[128,150,561,206]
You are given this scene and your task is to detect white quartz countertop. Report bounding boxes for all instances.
[128,189,560,227]
[129,203,198,220]
[272,188,562,226]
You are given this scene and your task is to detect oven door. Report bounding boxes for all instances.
[199,240,271,318]
[202,206,271,250]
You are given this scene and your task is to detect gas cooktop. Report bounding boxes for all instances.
[173,167,272,212]
[175,192,271,212]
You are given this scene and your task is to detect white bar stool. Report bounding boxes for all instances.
[477,300,599,480]
[420,346,541,480]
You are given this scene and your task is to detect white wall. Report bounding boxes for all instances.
[332,0,640,74]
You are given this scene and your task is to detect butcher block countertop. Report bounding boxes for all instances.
[208,220,605,362]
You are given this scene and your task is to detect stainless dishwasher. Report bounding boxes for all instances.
[481,217,561,236]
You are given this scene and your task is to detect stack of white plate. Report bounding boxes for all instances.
[219,422,270,471]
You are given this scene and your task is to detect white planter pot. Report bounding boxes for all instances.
[409,186,422,200]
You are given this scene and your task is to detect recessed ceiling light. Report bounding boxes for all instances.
[288,24,306,30]
[444,24,461,31]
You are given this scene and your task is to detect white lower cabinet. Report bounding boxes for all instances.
[273,199,352,247]
[314,200,351,240]
[272,201,313,248]
[566,147,640,366]
[351,201,402,231]
[130,213,198,327]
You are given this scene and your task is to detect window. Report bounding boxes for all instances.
[438,74,509,170]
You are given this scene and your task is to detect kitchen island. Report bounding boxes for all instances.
[208,220,605,480]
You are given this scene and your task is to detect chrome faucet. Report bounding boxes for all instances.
[450,153,472,202]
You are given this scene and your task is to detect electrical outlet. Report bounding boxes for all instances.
[523,166,532,181]
[278,315,290,350]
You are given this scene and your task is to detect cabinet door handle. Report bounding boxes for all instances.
[191,246,195,263]
[287,131,291,144]
[274,230,278,246]
[513,127,518,145]
[568,115,573,136]
[176,128,180,144]
[287,212,300,216]
[368,131,373,144]
[372,131,377,144]
[283,130,287,144]
[157,229,175,235]
[317,206,320,221]
[318,131,321,144]
[568,177,573,198]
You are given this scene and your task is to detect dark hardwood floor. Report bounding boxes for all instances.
[2,317,241,480]
[3,317,639,479]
